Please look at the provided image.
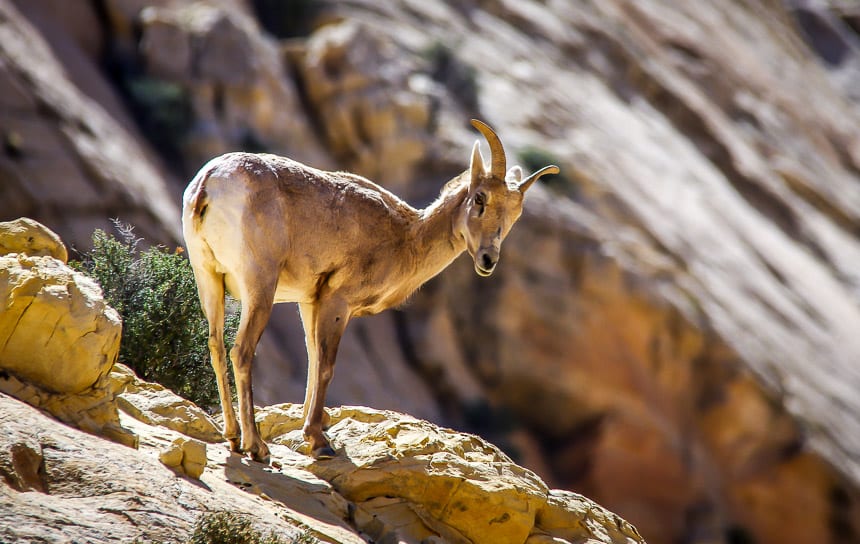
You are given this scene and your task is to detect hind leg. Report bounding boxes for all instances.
[192,264,240,450]
[229,281,277,462]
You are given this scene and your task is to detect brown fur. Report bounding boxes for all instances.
[181,119,559,461]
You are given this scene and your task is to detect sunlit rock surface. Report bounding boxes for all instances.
[2,0,860,542]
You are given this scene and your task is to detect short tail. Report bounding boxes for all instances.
[191,185,208,228]
[183,173,210,232]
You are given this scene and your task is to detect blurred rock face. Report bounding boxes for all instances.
[0,0,181,245]
[2,1,860,543]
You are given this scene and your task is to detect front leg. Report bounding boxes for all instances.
[299,298,349,459]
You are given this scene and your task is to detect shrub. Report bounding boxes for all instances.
[72,222,238,409]
[421,41,481,116]
[122,75,193,171]
[190,512,294,544]
[134,511,315,544]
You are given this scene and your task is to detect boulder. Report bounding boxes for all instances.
[0,253,121,394]
[257,404,643,544]
[110,363,222,443]
[159,437,207,479]
[0,218,68,262]
[0,225,132,447]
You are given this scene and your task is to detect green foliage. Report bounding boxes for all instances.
[122,75,193,171]
[134,511,316,544]
[421,41,481,116]
[518,146,572,196]
[72,222,238,409]
[190,512,290,544]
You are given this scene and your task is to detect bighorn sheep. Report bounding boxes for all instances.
[182,119,558,461]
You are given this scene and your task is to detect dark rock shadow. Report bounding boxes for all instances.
[223,449,360,535]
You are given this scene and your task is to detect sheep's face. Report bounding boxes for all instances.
[461,165,524,277]
[458,120,559,277]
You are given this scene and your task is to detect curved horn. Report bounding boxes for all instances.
[471,119,506,179]
[518,165,560,193]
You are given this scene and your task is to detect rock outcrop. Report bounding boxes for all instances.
[0,254,120,394]
[0,217,68,262]
[0,218,131,446]
[0,377,644,544]
[257,404,643,544]
[0,392,307,544]
[0,386,644,544]
[0,218,642,543]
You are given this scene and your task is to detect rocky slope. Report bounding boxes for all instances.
[2,1,860,543]
[0,218,642,544]
[0,383,645,544]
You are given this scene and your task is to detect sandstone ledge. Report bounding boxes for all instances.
[0,383,644,544]
[257,403,644,544]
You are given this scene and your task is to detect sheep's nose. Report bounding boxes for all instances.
[475,250,497,277]
[481,253,496,270]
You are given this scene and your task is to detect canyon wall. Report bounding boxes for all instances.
[2,1,860,542]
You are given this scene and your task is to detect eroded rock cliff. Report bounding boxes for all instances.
[1,1,860,543]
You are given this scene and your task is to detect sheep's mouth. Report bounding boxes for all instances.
[475,263,495,277]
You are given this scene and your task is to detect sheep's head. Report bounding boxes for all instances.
[459,119,559,277]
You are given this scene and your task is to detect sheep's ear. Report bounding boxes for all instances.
[470,140,485,190]
[518,165,560,193]
[506,165,524,184]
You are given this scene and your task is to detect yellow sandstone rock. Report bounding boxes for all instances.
[0,217,68,263]
[0,370,137,449]
[159,437,207,479]
[0,253,121,394]
[0,218,133,447]
[257,404,644,544]
[110,364,222,443]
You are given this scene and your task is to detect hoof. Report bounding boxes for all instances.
[310,445,337,459]
[248,450,271,464]
[247,442,271,464]
[227,436,242,453]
